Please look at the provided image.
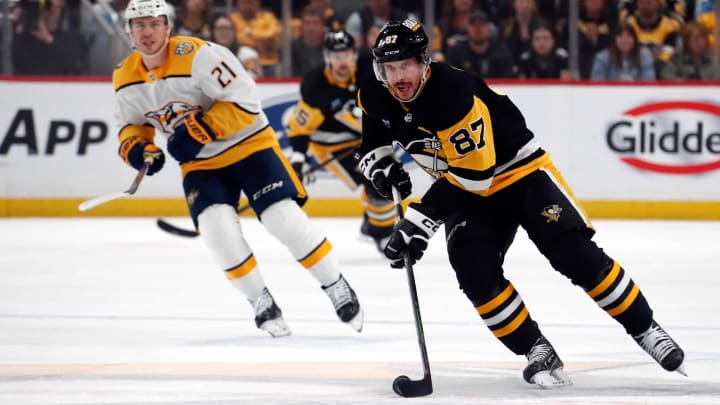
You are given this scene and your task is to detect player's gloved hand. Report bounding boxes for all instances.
[359,146,412,200]
[289,151,316,185]
[167,113,217,163]
[373,162,411,200]
[127,142,165,176]
[384,203,442,269]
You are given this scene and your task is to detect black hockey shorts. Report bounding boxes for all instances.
[445,166,607,305]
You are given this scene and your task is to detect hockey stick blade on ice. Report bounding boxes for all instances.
[391,187,433,398]
[78,157,152,212]
[155,147,359,238]
[156,218,199,237]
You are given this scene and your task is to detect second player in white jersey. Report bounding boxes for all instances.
[112,0,364,337]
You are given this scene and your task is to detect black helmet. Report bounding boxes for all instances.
[372,18,429,64]
[323,30,355,52]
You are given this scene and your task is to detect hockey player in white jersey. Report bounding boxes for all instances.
[113,0,363,336]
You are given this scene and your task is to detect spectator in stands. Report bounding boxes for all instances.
[439,0,482,52]
[618,0,688,22]
[536,0,569,48]
[174,0,211,39]
[81,0,131,75]
[344,0,413,49]
[291,5,327,77]
[12,0,87,75]
[290,0,344,39]
[590,24,656,80]
[230,0,282,77]
[577,0,615,79]
[445,8,515,78]
[357,22,383,63]
[517,18,570,79]
[621,0,684,73]
[695,0,716,48]
[660,21,719,80]
[500,0,543,65]
[209,13,262,78]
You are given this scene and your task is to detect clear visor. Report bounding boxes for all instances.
[372,57,429,84]
[372,59,388,84]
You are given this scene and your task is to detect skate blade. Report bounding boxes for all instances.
[675,363,688,377]
[259,318,291,338]
[347,308,364,333]
[530,369,573,389]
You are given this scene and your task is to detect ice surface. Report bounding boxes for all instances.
[1,217,718,404]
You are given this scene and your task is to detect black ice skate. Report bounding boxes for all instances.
[360,217,393,254]
[523,335,572,389]
[322,274,364,332]
[248,287,291,337]
[632,320,686,376]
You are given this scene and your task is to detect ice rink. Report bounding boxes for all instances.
[1,216,718,404]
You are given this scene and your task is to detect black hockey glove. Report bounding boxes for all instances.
[384,203,442,269]
[358,146,411,200]
[289,151,316,185]
[167,113,217,163]
[373,163,411,200]
[127,141,165,175]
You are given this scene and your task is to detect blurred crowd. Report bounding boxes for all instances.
[2,0,719,80]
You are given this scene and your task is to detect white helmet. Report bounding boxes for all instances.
[125,0,173,27]
[124,0,174,57]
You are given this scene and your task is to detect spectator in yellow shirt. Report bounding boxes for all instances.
[230,0,282,77]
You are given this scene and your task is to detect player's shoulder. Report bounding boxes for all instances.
[113,36,210,91]
[166,36,209,75]
[356,73,389,115]
[426,62,474,95]
[113,52,144,91]
[299,65,328,95]
[421,62,478,126]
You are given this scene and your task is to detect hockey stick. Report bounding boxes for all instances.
[78,156,153,212]
[156,147,359,238]
[390,187,433,398]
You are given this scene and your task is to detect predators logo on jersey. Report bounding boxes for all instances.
[145,101,202,133]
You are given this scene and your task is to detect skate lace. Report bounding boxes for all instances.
[326,277,352,310]
[637,325,676,362]
[527,342,552,364]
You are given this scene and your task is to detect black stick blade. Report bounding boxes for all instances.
[392,375,433,397]
[156,219,199,238]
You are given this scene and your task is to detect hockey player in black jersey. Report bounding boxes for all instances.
[287,29,397,252]
[357,18,686,388]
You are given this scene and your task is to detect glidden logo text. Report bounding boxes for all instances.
[606,101,720,174]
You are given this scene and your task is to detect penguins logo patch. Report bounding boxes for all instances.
[541,204,562,223]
